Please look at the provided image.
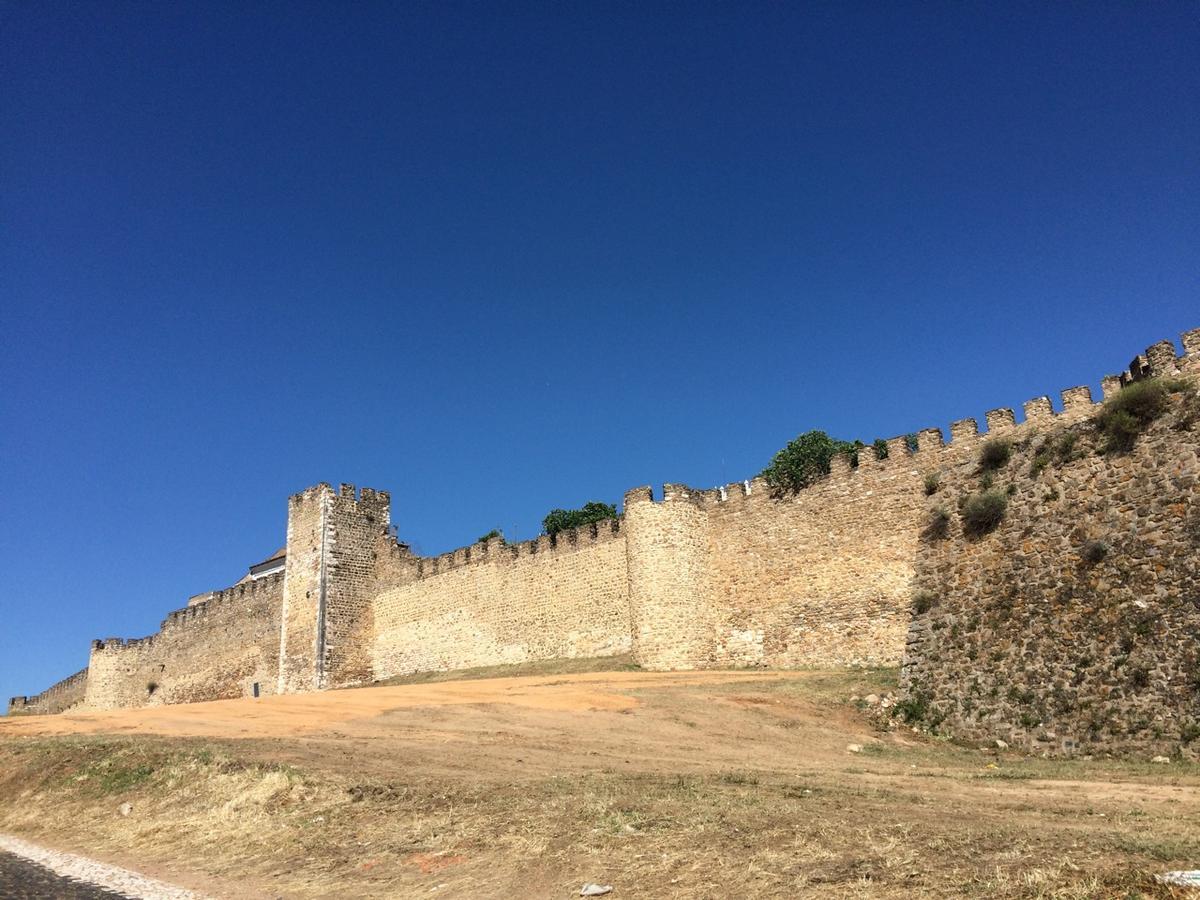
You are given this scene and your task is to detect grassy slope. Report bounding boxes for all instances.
[1,667,1198,899]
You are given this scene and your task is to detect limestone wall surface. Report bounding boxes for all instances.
[84,573,283,710]
[371,521,631,678]
[705,451,925,668]
[902,333,1200,755]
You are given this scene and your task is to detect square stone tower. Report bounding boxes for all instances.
[276,483,390,693]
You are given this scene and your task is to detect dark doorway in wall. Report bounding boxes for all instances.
[252,682,260,698]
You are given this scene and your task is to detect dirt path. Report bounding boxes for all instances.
[2,667,1197,898]
[0,670,807,740]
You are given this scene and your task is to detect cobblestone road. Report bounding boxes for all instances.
[0,849,130,898]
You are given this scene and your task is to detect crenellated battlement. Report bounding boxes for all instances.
[629,328,1200,506]
[163,571,285,629]
[411,517,623,580]
[6,667,88,715]
[288,481,391,522]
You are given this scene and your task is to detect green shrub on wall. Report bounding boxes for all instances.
[761,430,863,492]
[961,491,1007,537]
[979,438,1012,471]
[542,502,617,537]
[1096,377,1187,453]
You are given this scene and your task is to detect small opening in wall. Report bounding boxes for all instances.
[252,682,260,698]
[146,682,158,696]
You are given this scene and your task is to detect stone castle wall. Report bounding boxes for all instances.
[7,667,88,716]
[84,573,284,710]
[902,333,1200,755]
[11,325,1200,760]
[623,450,929,671]
[371,520,631,678]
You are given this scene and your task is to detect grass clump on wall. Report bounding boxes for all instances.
[961,491,1007,537]
[978,438,1012,471]
[1096,377,1187,453]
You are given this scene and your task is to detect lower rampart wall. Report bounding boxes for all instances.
[7,667,88,716]
[371,523,631,678]
[84,573,284,710]
[903,368,1200,755]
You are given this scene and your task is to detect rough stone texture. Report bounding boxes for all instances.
[276,483,389,692]
[84,574,283,710]
[372,521,631,677]
[276,484,326,694]
[902,367,1200,755]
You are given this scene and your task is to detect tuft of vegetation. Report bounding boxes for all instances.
[905,432,919,452]
[476,529,504,544]
[1030,448,1052,478]
[1055,431,1079,461]
[1096,377,1187,453]
[894,692,929,724]
[542,502,617,537]
[760,430,863,492]
[912,591,937,615]
[923,473,940,495]
[1181,721,1200,744]
[961,491,1007,537]
[924,507,951,541]
[1081,540,1109,565]
[1043,487,1060,502]
[872,437,889,459]
[979,438,1012,471]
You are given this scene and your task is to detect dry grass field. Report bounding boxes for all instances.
[1,662,1198,898]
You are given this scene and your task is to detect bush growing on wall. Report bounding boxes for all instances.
[979,438,1012,471]
[761,430,863,492]
[542,502,617,537]
[476,529,504,544]
[961,491,1007,537]
[1096,377,1186,453]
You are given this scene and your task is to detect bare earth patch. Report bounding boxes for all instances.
[1,665,1197,898]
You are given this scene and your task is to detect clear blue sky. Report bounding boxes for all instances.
[1,2,1196,704]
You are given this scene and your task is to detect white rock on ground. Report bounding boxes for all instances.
[0,832,206,900]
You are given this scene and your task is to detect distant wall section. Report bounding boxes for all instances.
[7,667,88,716]
[371,521,631,678]
[84,573,284,710]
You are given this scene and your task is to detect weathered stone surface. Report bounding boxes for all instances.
[901,369,1200,756]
